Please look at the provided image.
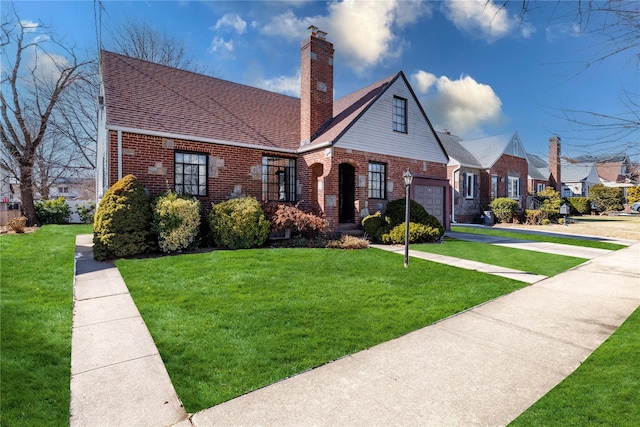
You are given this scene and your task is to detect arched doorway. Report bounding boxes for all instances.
[339,163,355,223]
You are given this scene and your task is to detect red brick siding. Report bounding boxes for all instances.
[485,154,529,209]
[300,35,334,143]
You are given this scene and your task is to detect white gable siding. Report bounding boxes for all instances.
[334,78,447,163]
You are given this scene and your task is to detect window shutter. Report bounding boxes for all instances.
[473,174,479,198]
[462,173,467,197]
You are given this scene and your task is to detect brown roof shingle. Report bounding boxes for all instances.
[101,50,301,150]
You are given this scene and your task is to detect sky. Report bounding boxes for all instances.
[7,0,639,162]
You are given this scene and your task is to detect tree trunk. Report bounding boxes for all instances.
[19,165,38,226]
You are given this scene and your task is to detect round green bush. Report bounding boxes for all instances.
[381,222,441,244]
[35,197,71,224]
[93,174,153,261]
[153,192,201,253]
[209,196,270,249]
[361,211,385,240]
[489,197,519,223]
[384,199,444,237]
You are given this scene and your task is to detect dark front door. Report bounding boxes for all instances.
[339,163,355,223]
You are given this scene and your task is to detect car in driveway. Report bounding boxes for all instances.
[632,202,640,212]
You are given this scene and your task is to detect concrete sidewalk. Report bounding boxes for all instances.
[69,234,640,427]
[70,234,187,427]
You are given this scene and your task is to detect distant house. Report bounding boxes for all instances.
[49,177,95,201]
[439,131,529,223]
[560,162,601,197]
[526,152,550,196]
[97,27,450,230]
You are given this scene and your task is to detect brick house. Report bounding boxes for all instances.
[438,131,529,223]
[97,28,450,230]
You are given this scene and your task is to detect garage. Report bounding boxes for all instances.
[414,185,445,226]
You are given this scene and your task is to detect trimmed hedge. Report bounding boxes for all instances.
[381,222,442,244]
[34,197,71,224]
[590,184,624,212]
[567,197,590,214]
[93,174,154,261]
[489,198,519,223]
[209,196,270,249]
[361,199,444,243]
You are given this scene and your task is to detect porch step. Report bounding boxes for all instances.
[335,223,365,237]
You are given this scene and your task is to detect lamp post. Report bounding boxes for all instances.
[403,169,413,268]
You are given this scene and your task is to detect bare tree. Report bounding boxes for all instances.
[509,1,640,155]
[108,19,208,73]
[1,9,92,224]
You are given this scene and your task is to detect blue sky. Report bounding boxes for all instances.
[10,0,639,161]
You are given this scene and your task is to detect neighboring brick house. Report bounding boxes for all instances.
[439,131,529,223]
[97,28,450,230]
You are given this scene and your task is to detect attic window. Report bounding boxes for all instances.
[392,96,407,133]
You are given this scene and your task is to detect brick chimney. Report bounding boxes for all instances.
[548,136,562,193]
[300,26,334,145]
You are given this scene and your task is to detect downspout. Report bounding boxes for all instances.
[451,165,460,223]
[117,130,123,180]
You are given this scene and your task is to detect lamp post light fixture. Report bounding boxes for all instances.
[403,169,414,268]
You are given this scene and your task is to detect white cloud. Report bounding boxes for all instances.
[27,48,71,86]
[546,22,582,42]
[209,37,234,53]
[254,71,301,97]
[412,70,438,93]
[442,0,533,42]
[213,13,247,34]
[412,70,504,134]
[20,20,39,32]
[257,0,431,74]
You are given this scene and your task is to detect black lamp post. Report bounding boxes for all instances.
[403,169,413,268]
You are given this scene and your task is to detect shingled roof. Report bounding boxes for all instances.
[100,51,301,151]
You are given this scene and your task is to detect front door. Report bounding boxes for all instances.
[339,163,355,223]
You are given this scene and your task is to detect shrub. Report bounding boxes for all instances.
[381,222,442,244]
[384,198,444,236]
[535,187,562,221]
[627,185,640,204]
[326,235,369,249]
[567,197,590,215]
[210,196,270,249]
[524,209,543,225]
[93,174,153,261]
[489,198,519,223]
[6,216,27,233]
[263,202,327,238]
[590,184,624,212]
[75,202,96,224]
[34,197,71,224]
[361,211,389,241]
[153,192,201,253]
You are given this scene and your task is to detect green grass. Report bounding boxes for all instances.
[411,238,587,276]
[450,225,625,250]
[117,247,528,413]
[511,306,640,426]
[0,225,93,427]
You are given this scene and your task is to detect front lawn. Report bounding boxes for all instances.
[0,225,93,426]
[451,225,624,250]
[411,239,587,276]
[511,306,640,426]
[117,247,527,413]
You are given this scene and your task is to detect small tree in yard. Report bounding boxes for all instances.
[535,187,563,221]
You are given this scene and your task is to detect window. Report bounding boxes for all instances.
[507,176,520,199]
[392,96,407,133]
[368,162,387,199]
[58,186,69,194]
[491,175,498,200]
[175,151,207,196]
[536,183,546,193]
[464,173,477,199]
[262,156,296,202]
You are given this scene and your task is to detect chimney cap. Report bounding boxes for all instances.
[307,25,327,39]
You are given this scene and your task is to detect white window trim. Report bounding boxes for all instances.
[508,176,521,199]
[464,173,477,199]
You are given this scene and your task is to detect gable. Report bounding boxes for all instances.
[333,74,448,164]
[460,132,527,169]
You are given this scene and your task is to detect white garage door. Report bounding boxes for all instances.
[414,185,445,226]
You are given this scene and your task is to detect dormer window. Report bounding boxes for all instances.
[392,96,407,133]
